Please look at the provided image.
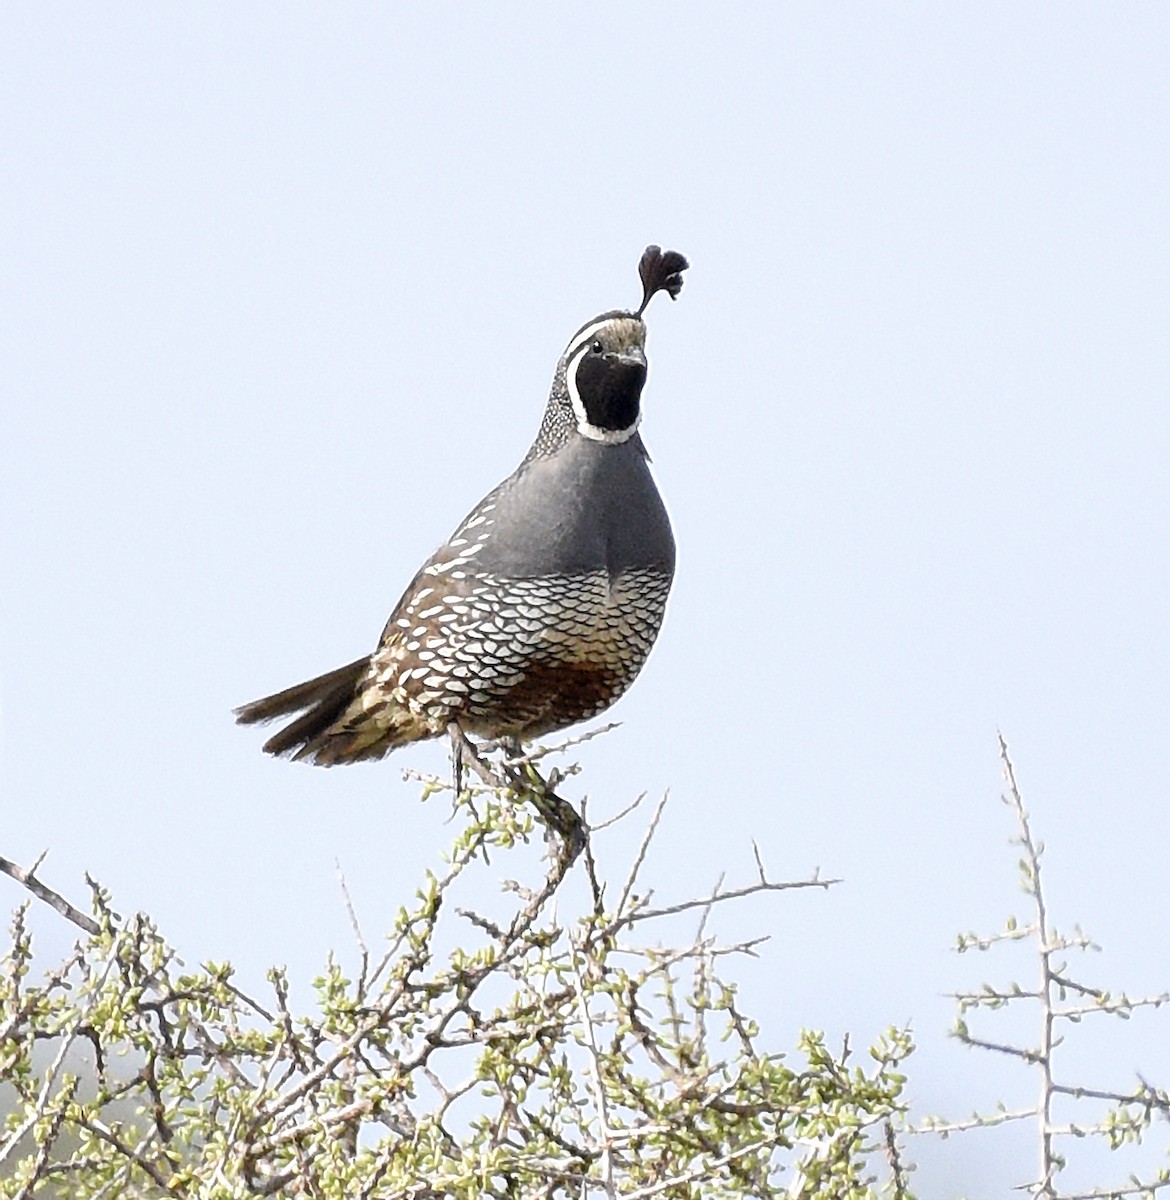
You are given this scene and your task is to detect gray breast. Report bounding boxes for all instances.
[473,435,675,581]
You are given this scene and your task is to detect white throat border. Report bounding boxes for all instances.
[565,320,642,446]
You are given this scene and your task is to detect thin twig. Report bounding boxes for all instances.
[505,722,622,765]
[335,859,370,998]
[0,854,100,936]
[913,1108,1036,1136]
[589,789,649,834]
[621,872,836,928]
[570,935,617,1199]
[615,793,668,920]
[884,1118,912,1198]
[1000,733,1057,1198]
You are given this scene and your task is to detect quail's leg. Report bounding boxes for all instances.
[445,723,586,866]
[447,722,468,807]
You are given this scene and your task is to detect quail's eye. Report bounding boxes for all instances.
[591,340,603,354]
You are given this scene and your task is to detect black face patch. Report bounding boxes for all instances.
[573,351,647,432]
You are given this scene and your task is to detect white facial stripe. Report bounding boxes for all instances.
[566,338,641,445]
[566,341,590,425]
[565,318,615,359]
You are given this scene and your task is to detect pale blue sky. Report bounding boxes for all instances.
[4,6,1169,1192]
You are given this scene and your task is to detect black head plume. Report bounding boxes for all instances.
[635,245,689,317]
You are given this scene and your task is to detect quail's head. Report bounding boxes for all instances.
[562,245,689,444]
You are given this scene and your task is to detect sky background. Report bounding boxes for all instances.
[3,5,1170,1194]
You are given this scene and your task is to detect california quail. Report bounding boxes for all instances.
[235,246,688,766]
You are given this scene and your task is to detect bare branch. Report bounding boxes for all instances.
[614,793,668,923]
[335,859,370,998]
[505,722,623,765]
[620,870,837,928]
[914,1107,1037,1135]
[569,936,616,1199]
[0,853,100,936]
[927,736,1170,1198]
[0,741,904,1196]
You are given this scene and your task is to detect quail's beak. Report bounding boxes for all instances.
[607,346,647,371]
[605,347,648,392]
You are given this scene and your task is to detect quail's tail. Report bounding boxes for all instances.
[234,658,369,759]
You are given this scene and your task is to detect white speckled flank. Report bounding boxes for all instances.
[361,565,672,740]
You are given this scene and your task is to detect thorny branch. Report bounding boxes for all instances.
[0,736,909,1198]
[917,734,1170,1199]
[0,852,100,936]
